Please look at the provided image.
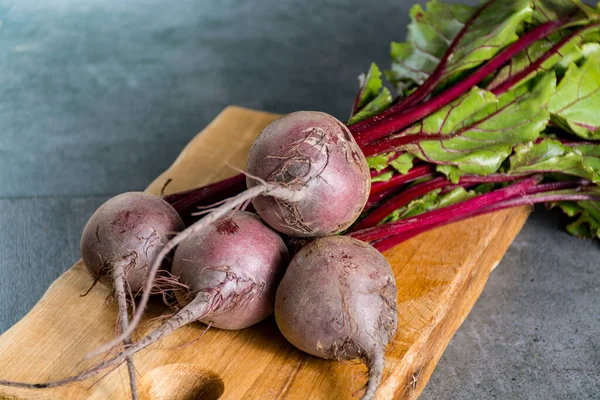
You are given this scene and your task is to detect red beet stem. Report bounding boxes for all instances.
[351,177,450,232]
[353,173,532,232]
[164,173,246,215]
[349,176,541,242]
[372,188,600,252]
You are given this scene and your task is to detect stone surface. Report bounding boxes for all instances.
[425,210,600,400]
[0,1,598,399]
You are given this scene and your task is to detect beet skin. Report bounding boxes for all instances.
[275,236,397,400]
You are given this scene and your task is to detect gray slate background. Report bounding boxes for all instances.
[0,0,598,399]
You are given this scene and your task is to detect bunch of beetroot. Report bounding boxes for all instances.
[3,0,600,399]
[1,111,397,400]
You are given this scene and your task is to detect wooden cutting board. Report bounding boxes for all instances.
[0,106,530,400]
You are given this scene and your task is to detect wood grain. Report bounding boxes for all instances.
[0,106,530,400]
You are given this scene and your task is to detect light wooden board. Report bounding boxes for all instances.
[0,106,530,400]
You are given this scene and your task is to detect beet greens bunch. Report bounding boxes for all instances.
[169,0,600,249]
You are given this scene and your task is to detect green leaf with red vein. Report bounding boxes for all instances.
[387,2,474,93]
[400,72,554,181]
[387,0,532,95]
[346,0,600,245]
[484,1,600,93]
[532,0,573,23]
[348,88,392,125]
[531,0,596,24]
[509,139,600,182]
[548,51,600,139]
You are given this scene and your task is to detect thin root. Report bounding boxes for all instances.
[113,260,139,400]
[86,364,121,391]
[160,178,173,197]
[360,352,385,400]
[80,277,100,297]
[0,296,207,390]
[171,322,212,350]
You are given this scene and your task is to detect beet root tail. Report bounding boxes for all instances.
[361,352,385,400]
[113,261,138,400]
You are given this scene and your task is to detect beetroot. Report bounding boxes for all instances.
[275,236,397,400]
[81,192,184,295]
[80,191,184,399]
[171,210,289,329]
[247,111,371,237]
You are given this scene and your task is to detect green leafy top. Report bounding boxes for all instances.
[348,0,600,242]
[387,0,532,94]
[355,0,600,177]
[486,30,584,91]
